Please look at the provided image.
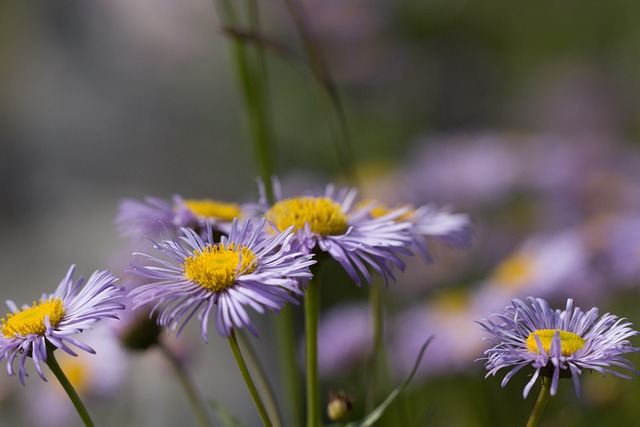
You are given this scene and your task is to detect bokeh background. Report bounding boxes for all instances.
[2,1,640,426]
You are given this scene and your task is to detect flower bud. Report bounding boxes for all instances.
[327,390,354,421]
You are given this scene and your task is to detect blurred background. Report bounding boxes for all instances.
[2,0,640,426]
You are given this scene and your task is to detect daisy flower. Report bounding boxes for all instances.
[116,194,256,240]
[478,297,639,398]
[258,180,413,285]
[0,266,125,385]
[128,218,315,339]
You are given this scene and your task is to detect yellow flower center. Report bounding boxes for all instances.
[265,197,348,235]
[526,329,585,357]
[183,243,258,292]
[432,290,469,313]
[1,298,66,338]
[493,254,533,289]
[183,199,242,221]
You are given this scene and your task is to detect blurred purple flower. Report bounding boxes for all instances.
[316,303,373,377]
[116,194,259,240]
[591,214,640,286]
[476,228,599,307]
[390,290,486,379]
[405,133,523,207]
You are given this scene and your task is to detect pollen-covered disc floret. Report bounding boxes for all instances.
[266,197,348,236]
[526,329,585,357]
[128,219,315,339]
[183,243,258,292]
[258,180,413,286]
[1,298,66,338]
[183,199,243,223]
[477,297,640,398]
[0,266,125,385]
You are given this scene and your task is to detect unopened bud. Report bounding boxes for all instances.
[327,390,354,421]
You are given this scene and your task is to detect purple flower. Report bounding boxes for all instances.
[116,194,256,240]
[258,180,413,285]
[478,297,639,398]
[0,266,125,385]
[128,219,315,339]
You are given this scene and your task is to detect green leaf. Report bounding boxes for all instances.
[345,336,434,427]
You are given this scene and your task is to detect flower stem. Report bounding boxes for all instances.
[525,378,551,427]
[158,342,214,427]
[236,330,284,427]
[366,280,384,412]
[366,280,408,425]
[228,330,274,427]
[274,304,303,426]
[217,0,276,200]
[45,351,95,427]
[304,275,321,427]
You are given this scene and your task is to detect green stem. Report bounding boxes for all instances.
[217,0,276,201]
[159,343,214,427]
[365,280,384,412]
[45,351,95,427]
[236,330,284,427]
[274,304,304,427]
[228,330,274,427]
[525,378,551,427]
[365,280,408,425]
[304,276,321,427]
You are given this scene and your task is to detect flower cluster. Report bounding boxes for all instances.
[118,180,472,340]
[0,178,472,397]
